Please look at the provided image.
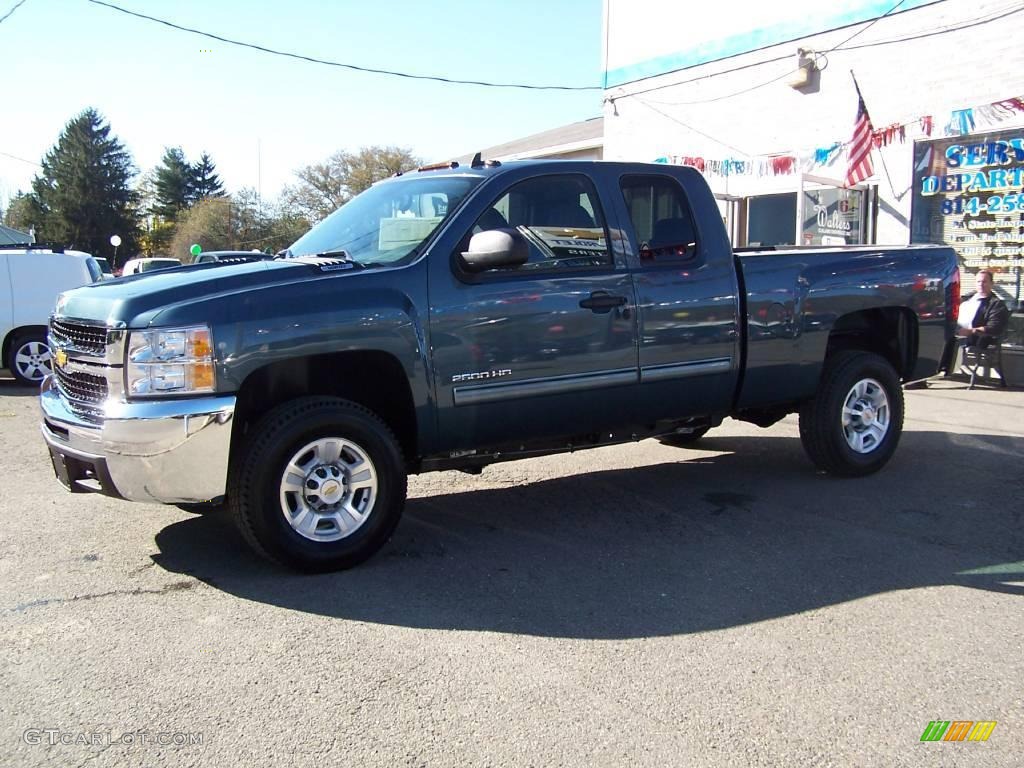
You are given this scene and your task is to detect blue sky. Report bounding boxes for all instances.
[0,0,603,208]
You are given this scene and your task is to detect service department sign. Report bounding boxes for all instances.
[911,128,1024,302]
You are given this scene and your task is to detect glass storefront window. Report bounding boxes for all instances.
[800,187,866,245]
[747,193,797,246]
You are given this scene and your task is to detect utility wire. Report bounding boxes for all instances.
[659,0,909,106]
[0,150,41,166]
[637,101,752,157]
[0,0,29,25]
[834,1,1024,51]
[613,0,1021,104]
[84,0,602,91]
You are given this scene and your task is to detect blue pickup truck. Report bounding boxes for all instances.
[40,160,960,571]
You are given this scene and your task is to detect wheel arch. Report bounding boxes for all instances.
[824,307,918,379]
[231,350,420,467]
[3,324,49,368]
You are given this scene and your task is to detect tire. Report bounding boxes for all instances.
[658,426,711,447]
[228,397,407,572]
[8,331,52,385]
[799,351,904,477]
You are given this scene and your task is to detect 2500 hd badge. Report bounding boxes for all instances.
[451,368,512,383]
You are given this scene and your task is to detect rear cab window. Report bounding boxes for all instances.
[620,175,700,263]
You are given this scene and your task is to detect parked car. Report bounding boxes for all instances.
[40,160,959,571]
[1,245,102,384]
[121,257,181,275]
[192,250,268,264]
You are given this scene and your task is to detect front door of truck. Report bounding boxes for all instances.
[616,172,741,424]
[428,171,638,452]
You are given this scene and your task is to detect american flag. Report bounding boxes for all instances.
[846,91,874,187]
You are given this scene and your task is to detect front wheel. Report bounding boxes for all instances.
[799,351,904,477]
[229,397,407,571]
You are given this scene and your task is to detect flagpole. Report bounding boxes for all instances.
[850,70,901,199]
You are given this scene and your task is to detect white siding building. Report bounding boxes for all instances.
[601,0,1024,305]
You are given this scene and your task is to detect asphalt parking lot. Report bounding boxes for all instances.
[0,375,1021,767]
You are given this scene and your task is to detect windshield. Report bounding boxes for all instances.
[288,175,481,265]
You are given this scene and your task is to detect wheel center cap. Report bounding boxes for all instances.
[860,405,875,425]
[319,478,346,505]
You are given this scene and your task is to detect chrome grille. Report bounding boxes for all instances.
[50,319,108,356]
[54,365,109,405]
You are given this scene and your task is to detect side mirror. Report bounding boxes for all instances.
[460,228,529,272]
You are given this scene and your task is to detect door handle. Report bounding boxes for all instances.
[579,292,628,313]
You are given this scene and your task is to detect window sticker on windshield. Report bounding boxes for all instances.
[378,217,443,250]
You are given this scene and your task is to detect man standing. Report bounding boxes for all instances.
[958,269,1009,347]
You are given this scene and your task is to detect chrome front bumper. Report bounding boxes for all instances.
[39,375,236,504]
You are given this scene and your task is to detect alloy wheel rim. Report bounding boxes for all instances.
[842,377,890,454]
[279,437,378,542]
[14,341,52,382]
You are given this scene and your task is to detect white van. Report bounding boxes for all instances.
[1,246,102,384]
[121,257,181,275]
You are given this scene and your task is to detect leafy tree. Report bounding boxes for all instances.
[169,197,233,259]
[3,192,43,233]
[28,108,138,258]
[169,191,311,260]
[343,146,420,196]
[284,145,419,223]
[190,152,225,202]
[153,147,193,219]
[266,205,311,251]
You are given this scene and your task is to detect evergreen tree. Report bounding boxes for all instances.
[153,147,193,219]
[190,152,225,202]
[28,108,138,258]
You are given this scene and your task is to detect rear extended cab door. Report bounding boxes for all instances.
[425,164,639,453]
[604,165,741,424]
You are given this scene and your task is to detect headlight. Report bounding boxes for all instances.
[126,325,215,397]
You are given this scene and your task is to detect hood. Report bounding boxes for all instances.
[54,258,358,328]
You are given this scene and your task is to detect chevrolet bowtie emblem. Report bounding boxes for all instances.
[54,349,67,368]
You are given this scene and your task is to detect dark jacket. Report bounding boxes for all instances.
[964,292,1010,346]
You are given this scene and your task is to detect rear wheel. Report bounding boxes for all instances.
[799,351,904,477]
[229,397,407,571]
[8,331,51,385]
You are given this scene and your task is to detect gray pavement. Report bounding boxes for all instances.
[0,376,1021,767]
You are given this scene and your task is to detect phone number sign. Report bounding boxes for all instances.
[911,129,1024,290]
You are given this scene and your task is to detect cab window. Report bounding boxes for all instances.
[620,175,699,261]
[462,175,612,274]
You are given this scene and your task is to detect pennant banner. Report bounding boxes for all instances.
[655,95,1024,179]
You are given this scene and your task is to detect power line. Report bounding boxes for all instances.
[0,0,29,25]
[613,0,1021,104]
[0,149,41,166]
[84,0,602,92]
[837,1,1024,50]
[661,0,910,106]
[635,101,752,157]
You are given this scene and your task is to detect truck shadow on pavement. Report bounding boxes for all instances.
[0,379,40,396]
[152,429,1024,639]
